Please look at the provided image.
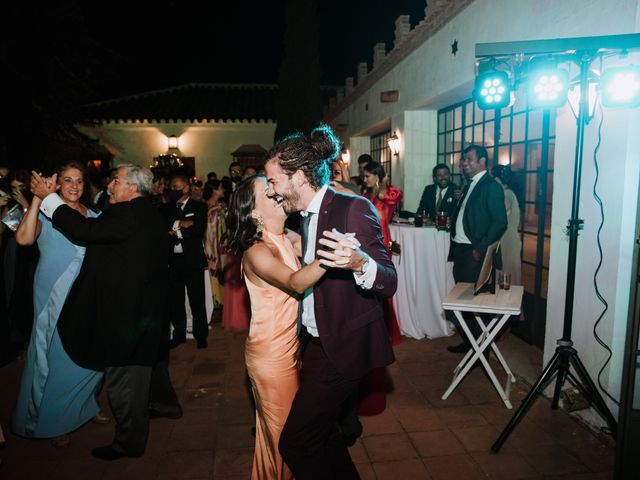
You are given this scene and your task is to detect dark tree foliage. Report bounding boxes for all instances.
[2,2,118,171]
[275,0,322,141]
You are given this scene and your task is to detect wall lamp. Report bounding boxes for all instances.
[387,132,400,156]
[167,135,179,150]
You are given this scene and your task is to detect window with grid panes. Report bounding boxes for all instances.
[370,130,392,185]
[437,94,555,301]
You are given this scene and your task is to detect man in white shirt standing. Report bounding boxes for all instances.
[447,145,507,353]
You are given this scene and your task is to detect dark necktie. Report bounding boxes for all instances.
[435,188,444,212]
[299,212,313,266]
[297,212,313,335]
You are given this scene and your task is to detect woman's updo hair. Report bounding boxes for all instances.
[364,161,387,182]
[267,123,341,190]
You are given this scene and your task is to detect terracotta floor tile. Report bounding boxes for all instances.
[102,455,163,480]
[348,438,370,464]
[472,451,538,479]
[362,433,418,462]
[423,453,486,480]
[475,403,519,426]
[212,447,253,478]
[373,458,432,479]
[387,390,429,410]
[215,424,255,449]
[156,450,215,479]
[409,429,466,457]
[392,405,447,432]
[436,405,488,428]
[501,421,557,451]
[0,457,59,480]
[177,407,218,426]
[355,461,377,480]
[520,444,590,476]
[566,442,614,472]
[166,422,217,451]
[0,326,616,480]
[180,388,225,411]
[544,472,613,480]
[450,424,516,453]
[361,408,404,436]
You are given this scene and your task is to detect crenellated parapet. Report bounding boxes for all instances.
[324,0,475,121]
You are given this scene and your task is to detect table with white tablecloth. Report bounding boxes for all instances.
[389,223,455,339]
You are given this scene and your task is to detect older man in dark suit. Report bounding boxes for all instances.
[160,173,209,349]
[265,125,397,479]
[32,164,180,460]
[447,145,507,353]
[416,163,459,221]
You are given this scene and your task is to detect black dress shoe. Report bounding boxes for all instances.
[149,408,183,420]
[91,445,140,461]
[447,341,471,354]
[196,339,208,349]
[169,337,186,349]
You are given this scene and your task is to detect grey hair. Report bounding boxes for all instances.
[117,164,154,196]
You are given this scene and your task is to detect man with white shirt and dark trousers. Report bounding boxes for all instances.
[416,163,459,221]
[160,173,209,349]
[447,145,507,353]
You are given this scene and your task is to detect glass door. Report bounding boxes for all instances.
[437,94,555,347]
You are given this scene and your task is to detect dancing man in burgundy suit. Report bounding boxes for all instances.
[265,124,397,479]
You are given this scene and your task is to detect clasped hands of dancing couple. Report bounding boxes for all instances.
[316,229,363,268]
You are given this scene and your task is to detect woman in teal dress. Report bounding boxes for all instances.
[11,162,103,442]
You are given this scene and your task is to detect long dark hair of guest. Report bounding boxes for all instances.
[225,175,264,255]
[363,161,387,183]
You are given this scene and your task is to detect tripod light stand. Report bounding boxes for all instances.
[492,51,617,451]
[470,33,640,453]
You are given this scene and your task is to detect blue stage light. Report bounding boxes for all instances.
[528,68,569,108]
[474,71,512,110]
[601,65,640,108]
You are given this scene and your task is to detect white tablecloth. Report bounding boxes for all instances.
[390,224,455,339]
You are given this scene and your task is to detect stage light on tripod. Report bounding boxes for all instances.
[474,71,512,109]
[528,68,569,108]
[601,65,640,108]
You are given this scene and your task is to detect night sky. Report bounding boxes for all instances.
[10,0,427,100]
[4,0,427,167]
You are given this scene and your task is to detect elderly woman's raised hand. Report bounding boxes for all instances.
[30,171,58,200]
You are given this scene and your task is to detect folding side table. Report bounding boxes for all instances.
[441,282,524,408]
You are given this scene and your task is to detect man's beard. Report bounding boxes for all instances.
[280,182,301,214]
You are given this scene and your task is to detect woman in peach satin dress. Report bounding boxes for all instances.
[226,176,328,480]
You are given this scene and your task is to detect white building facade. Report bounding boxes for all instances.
[326,0,640,428]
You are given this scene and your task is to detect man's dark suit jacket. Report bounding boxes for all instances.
[312,188,397,380]
[417,183,458,221]
[160,198,207,270]
[55,197,168,370]
[448,173,507,259]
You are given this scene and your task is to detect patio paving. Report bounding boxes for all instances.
[0,325,615,479]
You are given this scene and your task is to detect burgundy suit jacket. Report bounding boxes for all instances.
[311,188,397,379]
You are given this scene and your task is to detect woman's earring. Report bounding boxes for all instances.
[375,179,380,188]
[256,215,265,234]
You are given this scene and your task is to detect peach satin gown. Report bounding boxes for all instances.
[244,231,300,480]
